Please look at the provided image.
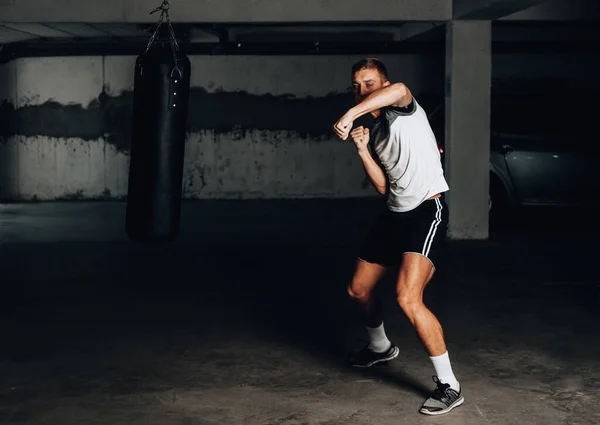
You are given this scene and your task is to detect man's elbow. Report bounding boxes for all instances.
[391,83,411,107]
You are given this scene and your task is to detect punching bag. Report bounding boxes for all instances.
[126,42,191,244]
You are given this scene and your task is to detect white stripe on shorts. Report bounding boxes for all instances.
[421,198,443,257]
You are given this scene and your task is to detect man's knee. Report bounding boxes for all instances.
[397,292,422,316]
[347,281,372,303]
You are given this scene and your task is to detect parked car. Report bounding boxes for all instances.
[419,93,600,217]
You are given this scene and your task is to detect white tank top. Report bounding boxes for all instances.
[369,98,449,212]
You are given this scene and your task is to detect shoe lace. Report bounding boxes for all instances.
[431,376,454,402]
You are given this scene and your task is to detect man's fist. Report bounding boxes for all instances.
[351,126,370,152]
[333,113,354,140]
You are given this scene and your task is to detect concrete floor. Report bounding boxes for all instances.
[0,200,599,425]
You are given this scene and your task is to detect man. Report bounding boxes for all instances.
[333,58,463,416]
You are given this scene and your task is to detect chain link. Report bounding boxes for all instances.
[144,0,182,78]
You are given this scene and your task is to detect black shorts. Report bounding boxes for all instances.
[358,196,449,268]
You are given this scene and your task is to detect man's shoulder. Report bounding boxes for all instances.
[384,99,417,118]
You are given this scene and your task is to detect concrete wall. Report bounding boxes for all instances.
[0,54,445,201]
[1,51,598,202]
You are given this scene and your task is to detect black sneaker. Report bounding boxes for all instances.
[350,343,399,367]
[419,376,464,415]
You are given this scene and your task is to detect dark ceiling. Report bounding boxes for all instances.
[0,20,598,60]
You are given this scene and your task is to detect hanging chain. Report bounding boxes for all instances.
[144,0,182,78]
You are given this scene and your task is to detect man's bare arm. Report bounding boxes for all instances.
[333,83,412,140]
[349,83,412,122]
[359,148,387,195]
[350,126,387,195]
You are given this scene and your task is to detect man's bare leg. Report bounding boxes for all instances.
[396,253,463,415]
[348,259,387,327]
[347,259,399,366]
[396,253,446,356]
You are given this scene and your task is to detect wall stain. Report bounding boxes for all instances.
[0,88,362,154]
[56,190,85,200]
[186,88,358,139]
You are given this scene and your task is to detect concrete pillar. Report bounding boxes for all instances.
[444,20,491,239]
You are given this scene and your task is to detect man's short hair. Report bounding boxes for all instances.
[351,58,389,81]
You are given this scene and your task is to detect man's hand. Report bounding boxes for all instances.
[333,112,355,140]
[350,126,370,153]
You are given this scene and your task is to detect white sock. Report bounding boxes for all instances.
[366,322,392,353]
[430,351,460,391]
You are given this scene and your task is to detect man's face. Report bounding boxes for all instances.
[352,67,389,104]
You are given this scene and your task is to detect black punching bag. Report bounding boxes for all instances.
[126,43,191,244]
